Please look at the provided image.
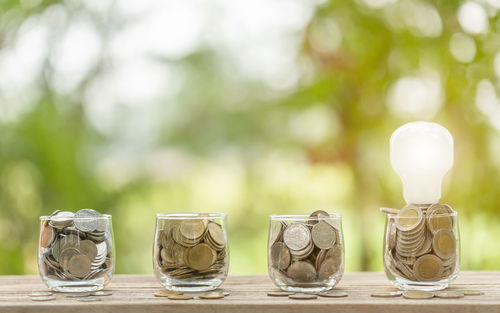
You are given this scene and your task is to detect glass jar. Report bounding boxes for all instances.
[383,204,460,291]
[153,213,229,292]
[38,210,115,292]
[268,211,344,293]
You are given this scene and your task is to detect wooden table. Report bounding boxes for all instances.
[0,272,498,312]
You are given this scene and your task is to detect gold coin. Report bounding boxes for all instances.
[288,293,317,300]
[154,290,182,297]
[380,207,400,215]
[186,243,216,270]
[199,292,225,299]
[435,291,464,299]
[371,291,402,298]
[432,229,456,259]
[207,222,225,247]
[179,220,206,240]
[311,221,336,250]
[413,254,443,281]
[455,290,483,295]
[403,291,434,299]
[396,205,423,232]
[270,242,291,270]
[40,226,55,248]
[168,294,194,300]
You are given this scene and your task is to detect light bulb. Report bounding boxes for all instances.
[390,121,454,204]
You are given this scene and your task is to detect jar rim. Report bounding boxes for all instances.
[270,213,342,220]
[40,214,112,220]
[156,212,226,219]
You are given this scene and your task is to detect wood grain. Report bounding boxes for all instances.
[0,272,498,313]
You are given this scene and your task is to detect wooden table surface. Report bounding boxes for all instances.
[0,272,498,313]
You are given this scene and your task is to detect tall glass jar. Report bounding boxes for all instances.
[38,210,115,292]
[268,211,344,293]
[153,213,229,292]
[383,204,460,291]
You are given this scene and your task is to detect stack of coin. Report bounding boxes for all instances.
[269,211,343,285]
[156,216,228,280]
[384,204,457,282]
[39,209,113,282]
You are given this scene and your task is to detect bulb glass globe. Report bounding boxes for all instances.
[390,121,453,204]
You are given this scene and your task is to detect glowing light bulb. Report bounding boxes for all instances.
[390,121,454,204]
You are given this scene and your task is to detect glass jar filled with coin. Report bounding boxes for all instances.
[268,211,344,293]
[383,204,460,291]
[38,209,115,292]
[153,213,229,292]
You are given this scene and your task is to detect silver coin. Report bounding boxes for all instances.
[74,209,100,232]
[288,293,317,300]
[267,291,294,297]
[371,291,402,298]
[91,291,113,296]
[31,296,56,301]
[77,296,102,302]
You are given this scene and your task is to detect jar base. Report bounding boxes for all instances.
[161,277,225,293]
[43,277,107,293]
[392,277,449,291]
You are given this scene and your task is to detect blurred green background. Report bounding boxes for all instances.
[1,0,500,276]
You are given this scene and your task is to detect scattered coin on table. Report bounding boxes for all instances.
[30,291,53,297]
[31,296,56,301]
[91,291,113,296]
[77,296,101,302]
[168,294,194,300]
[66,292,91,298]
[402,291,435,299]
[267,291,294,297]
[455,290,483,296]
[223,291,230,297]
[154,290,182,297]
[371,291,402,298]
[435,291,464,299]
[316,291,348,298]
[199,292,225,299]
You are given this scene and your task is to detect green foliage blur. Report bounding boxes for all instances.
[0,0,500,276]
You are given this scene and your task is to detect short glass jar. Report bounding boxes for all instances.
[38,210,115,292]
[268,211,344,293]
[383,204,460,291]
[153,213,229,292]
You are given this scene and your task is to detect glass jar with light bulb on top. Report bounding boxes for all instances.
[382,121,460,291]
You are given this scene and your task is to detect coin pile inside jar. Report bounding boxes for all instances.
[156,216,228,280]
[269,211,343,284]
[384,204,457,282]
[39,209,113,281]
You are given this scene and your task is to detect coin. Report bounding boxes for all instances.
[168,294,194,300]
[283,224,311,251]
[186,243,216,270]
[199,292,225,299]
[396,205,423,232]
[77,296,102,302]
[154,290,182,297]
[380,207,400,215]
[287,261,317,283]
[413,254,443,281]
[67,254,92,278]
[309,210,330,225]
[267,291,294,297]
[40,226,55,248]
[179,220,206,240]
[30,291,53,297]
[455,289,483,295]
[402,291,434,299]
[74,209,100,232]
[311,221,336,249]
[270,242,291,270]
[223,292,230,296]
[317,291,348,298]
[435,291,464,299]
[371,291,402,298]
[288,293,317,300]
[432,229,456,259]
[91,291,113,296]
[31,296,56,301]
